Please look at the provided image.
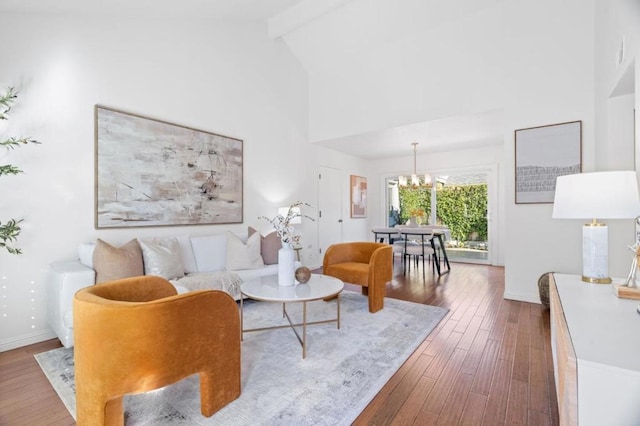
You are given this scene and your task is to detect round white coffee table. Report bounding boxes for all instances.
[240,274,344,359]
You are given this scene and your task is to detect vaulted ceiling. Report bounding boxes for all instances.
[1,0,505,159]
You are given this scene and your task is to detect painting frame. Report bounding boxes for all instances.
[515,120,582,204]
[350,175,367,218]
[95,105,243,229]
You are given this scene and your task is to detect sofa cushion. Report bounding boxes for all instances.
[176,234,198,274]
[93,239,144,284]
[226,231,264,270]
[190,234,227,272]
[139,238,185,280]
[248,226,282,265]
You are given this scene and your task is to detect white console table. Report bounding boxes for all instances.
[550,273,640,425]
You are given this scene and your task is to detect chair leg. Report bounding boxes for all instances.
[200,368,241,417]
[104,396,124,426]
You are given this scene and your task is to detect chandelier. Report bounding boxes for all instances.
[399,142,431,187]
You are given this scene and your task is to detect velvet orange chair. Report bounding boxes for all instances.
[322,242,392,313]
[73,276,240,426]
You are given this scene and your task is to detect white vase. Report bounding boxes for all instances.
[278,244,296,286]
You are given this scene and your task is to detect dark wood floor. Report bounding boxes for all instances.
[0,261,558,425]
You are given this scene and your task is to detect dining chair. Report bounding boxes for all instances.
[398,227,436,276]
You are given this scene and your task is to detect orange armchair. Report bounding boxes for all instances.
[73,276,240,426]
[322,242,392,313]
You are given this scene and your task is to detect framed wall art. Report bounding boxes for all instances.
[95,105,243,228]
[515,120,582,204]
[350,175,367,218]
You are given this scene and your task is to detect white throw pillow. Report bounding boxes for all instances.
[190,234,227,272]
[176,234,198,274]
[138,238,185,280]
[226,231,264,271]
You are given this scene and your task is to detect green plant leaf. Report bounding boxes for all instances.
[1,137,40,148]
[0,218,23,255]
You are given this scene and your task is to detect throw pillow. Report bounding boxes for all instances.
[138,238,185,280]
[190,234,227,272]
[248,226,282,265]
[226,231,264,270]
[93,239,144,284]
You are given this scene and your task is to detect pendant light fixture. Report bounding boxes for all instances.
[410,142,419,186]
[399,142,420,187]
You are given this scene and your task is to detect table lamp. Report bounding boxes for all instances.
[278,206,301,224]
[552,171,640,283]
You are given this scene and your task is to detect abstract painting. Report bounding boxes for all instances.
[95,106,243,228]
[515,120,582,204]
[350,175,367,218]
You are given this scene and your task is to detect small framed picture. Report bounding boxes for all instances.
[350,175,367,218]
[515,120,582,204]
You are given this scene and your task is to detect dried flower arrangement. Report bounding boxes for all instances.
[259,201,314,246]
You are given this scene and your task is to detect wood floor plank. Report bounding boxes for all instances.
[460,329,490,375]
[481,358,512,425]
[459,392,488,426]
[512,330,530,383]
[470,338,500,396]
[389,376,437,425]
[436,372,474,425]
[456,314,483,351]
[529,348,550,414]
[423,330,463,380]
[421,348,468,415]
[505,378,529,425]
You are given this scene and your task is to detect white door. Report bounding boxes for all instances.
[318,166,343,261]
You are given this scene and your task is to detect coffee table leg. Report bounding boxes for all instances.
[337,293,341,329]
[303,301,307,359]
[240,296,244,341]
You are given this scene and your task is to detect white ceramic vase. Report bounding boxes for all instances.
[278,244,296,286]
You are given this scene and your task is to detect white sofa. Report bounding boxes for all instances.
[47,231,281,348]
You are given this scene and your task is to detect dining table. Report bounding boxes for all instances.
[372,226,451,276]
[371,227,400,244]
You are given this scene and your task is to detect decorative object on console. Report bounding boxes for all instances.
[553,171,640,284]
[295,266,311,283]
[350,175,367,218]
[95,105,243,228]
[616,228,640,300]
[259,202,314,286]
[515,120,582,204]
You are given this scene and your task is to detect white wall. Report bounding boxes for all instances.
[0,12,356,350]
[283,0,612,303]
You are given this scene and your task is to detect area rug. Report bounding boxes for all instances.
[35,291,447,425]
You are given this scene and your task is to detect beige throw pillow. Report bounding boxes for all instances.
[138,238,185,280]
[248,226,282,265]
[226,231,264,270]
[93,239,144,284]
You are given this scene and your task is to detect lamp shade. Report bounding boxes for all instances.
[278,206,301,224]
[552,171,640,219]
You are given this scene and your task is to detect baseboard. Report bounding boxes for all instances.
[0,329,57,352]
[503,291,542,305]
